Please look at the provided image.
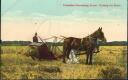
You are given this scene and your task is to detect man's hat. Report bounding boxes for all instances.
[35,32,37,35]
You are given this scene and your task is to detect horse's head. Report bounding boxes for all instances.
[95,27,107,43]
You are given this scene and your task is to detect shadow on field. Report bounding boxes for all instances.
[43,66,62,73]
[100,66,127,79]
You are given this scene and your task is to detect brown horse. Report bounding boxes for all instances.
[63,27,107,64]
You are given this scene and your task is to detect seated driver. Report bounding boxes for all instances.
[33,32,38,43]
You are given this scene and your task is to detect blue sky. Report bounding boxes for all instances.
[1,0,127,41]
[2,0,127,19]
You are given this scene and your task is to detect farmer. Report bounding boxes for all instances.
[33,32,38,43]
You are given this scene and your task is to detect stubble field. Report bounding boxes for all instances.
[0,46,127,79]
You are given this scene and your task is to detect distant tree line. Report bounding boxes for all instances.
[99,41,127,46]
[0,41,127,46]
[1,41,31,46]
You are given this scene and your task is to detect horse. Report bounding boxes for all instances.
[63,27,107,64]
[63,37,81,63]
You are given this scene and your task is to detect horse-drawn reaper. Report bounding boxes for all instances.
[63,27,107,64]
[27,33,64,60]
[27,27,106,65]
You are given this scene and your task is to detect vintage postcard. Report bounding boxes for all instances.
[1,0,127,79]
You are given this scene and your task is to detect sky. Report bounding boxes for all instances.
[1,0,127,42]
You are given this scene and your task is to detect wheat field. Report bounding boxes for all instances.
[1,46,127,79]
